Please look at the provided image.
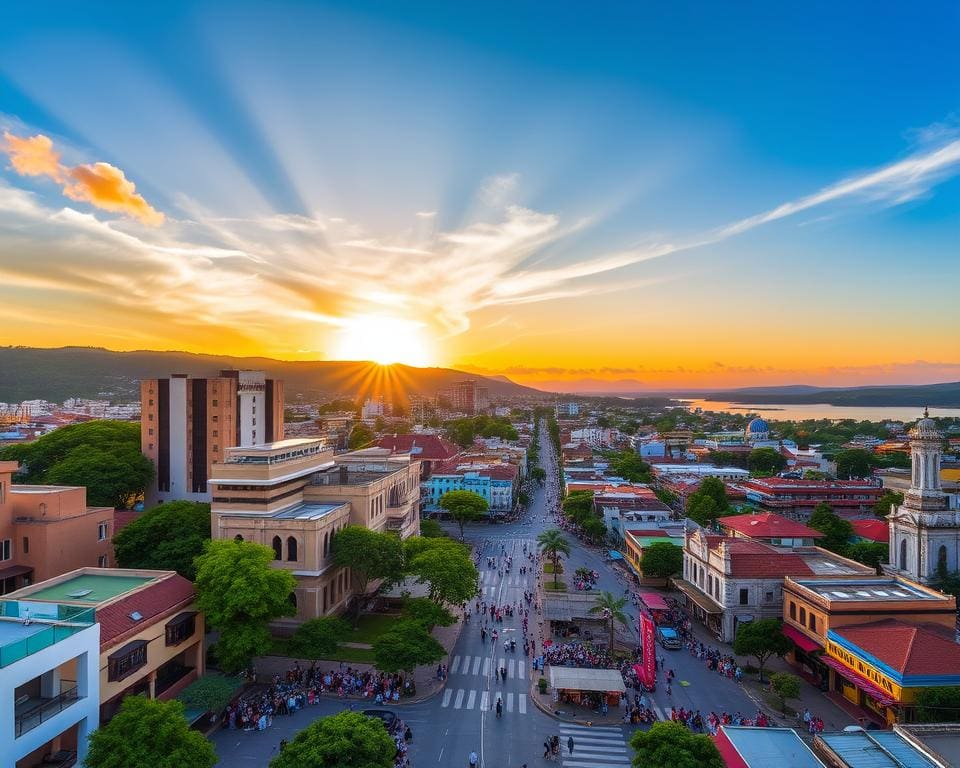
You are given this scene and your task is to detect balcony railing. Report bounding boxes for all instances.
[386,512,417,531]
[15,685,80,737]
[0,603,96,668]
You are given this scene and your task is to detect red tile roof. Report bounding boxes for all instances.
[376,434,461,461]
[728,551,815,578]
[850,518,889,543]
[833,620,960,676]
[718,512,824,540]
[97,574,196,650]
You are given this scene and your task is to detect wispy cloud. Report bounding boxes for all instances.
[2,132,164,225]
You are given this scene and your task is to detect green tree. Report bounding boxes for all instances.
[732,618,793,682]
[915,686,960,723]
[589,590,630,651]
[176,673,244,715]
[686,494,720,528]
[372,618,446,674]
[846,541,888,573]
[407,539,479,606]
[562,490,594,523]
[697,476,730,509]
[531,466,546,484]
[708,450,748,469]
[610,452,653,483]
[629,721,724,768]
[439,489,489,539]
[373,416,387,432]
[402,596,455,631]
[269,710,395,768]
[112,501,210,580]
[418,518,446,538]
[835,448,875,479]
[537,528,571,588]
[193,539,297,672]
[445,419,476,448]
[654,486,678,507]
[581,516,607,543]
[331,526,405,622]
[289,617,350,658]
[84,696,216,768]
[747,447,787,475]
[769,671,802,714]
[808,502,854,553]
[348,424,375,449]
[640,542,683,579]
[874,490,904,518]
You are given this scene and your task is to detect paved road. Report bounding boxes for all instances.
[211,419,757,766]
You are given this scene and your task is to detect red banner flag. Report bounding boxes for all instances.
[639,612,657,689]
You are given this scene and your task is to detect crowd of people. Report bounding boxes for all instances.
[540,641,615,669]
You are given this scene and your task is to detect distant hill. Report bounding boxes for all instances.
[0,346,548,404]
[699,382,960,407]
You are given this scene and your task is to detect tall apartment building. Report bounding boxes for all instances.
[141,370,284,503]
[210,440,420,627]
[0,461,115,595]
[445,380,488,416]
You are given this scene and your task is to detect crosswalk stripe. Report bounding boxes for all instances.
[654,706,665,721]
[450,655,461,674]
[461,655,471,674]
[498,656,505,672]
[558,724,624,734]
[518,694,527,714]
[508,658,515,677]
[518,662,526,680]
[480,691,490,711]
[562,762,630,768]
[567,744,628,752]
[441,689,452,707]
[506,692,514,712]
[472,656,481,675]
[454,689,464,709]
[466,690,476,710]
[482,657,490,676]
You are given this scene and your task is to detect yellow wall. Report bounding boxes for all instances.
[825,639,902,702]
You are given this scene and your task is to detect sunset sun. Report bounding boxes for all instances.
[332,315,434,367]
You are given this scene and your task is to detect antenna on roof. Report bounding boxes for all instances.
[924,405,930,418]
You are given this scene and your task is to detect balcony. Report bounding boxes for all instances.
[385,510,418,535]
[15,682,80,737]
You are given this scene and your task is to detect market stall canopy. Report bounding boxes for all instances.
[549,666,627,693]
[543,593,601,622]
[639,592,669,611]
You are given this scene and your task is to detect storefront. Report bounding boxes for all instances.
[782,624,828,690]
[674,579,723,639]
[548,667,627,712]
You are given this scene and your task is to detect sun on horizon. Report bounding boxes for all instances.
[331,315,435,368]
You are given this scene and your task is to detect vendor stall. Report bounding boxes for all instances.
[549,667,627,710]
[543,593,605,640]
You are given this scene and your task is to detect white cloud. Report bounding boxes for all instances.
[479,172,519,206]
[415,210,437,218]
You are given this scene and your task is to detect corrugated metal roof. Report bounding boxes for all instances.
[819,731,940,768]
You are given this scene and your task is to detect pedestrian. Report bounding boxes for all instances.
[567,736,574,755]
[543,741,550,758]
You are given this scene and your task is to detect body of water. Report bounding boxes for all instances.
[681,399,960,423]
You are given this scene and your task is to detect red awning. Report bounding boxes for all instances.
[783,624,823,654]
[821,656,897,707]
[639,592,669,610]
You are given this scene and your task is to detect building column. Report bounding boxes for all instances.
[40,666,61,698]
[77,717,91,764]
[148,670,157,699]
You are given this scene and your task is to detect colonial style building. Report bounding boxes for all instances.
[210,440,420,626]
[887,411,960,583]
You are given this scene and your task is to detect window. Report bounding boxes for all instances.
[148,443,154,450]
[789,601,796,620]
[739,588,749,605]
[213,430,218,438]
[165,612,197,646]
[148,428,154,436]
[287,536,298,562]
[98,522,109,541]
[212,415,219,422]
[900,539,908,571]
[148,413,154,421]
[809,613,817,632]
[764,591,774,602]
[108,640,148,681]
[272,536,283,560]
[234,534,244,542]
[800,607,807,624]
[22,537,28,555]
[148,399,154,405]
[98,555,108,567]
[0,539,10,561]
[939,545,948,573]
[212,399,218,406]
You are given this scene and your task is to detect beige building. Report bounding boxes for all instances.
[210,440,421,626]
[8,567,204,723]
[141,370,285,504]
[0,461,115,595]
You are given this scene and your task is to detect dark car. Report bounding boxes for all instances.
[362,709,398,733]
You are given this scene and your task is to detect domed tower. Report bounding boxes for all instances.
[887,409,958,583]
[744,417,770,442]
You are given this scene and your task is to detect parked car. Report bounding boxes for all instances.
[656,626,682,649]
[362,709,399,734]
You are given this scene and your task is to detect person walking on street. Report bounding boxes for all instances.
[567,736,574,755]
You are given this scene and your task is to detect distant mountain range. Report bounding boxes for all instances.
[693,383,960,407]
[0,347,545,404]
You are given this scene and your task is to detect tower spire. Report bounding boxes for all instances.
[924,405,930,418]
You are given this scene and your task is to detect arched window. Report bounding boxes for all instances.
[288,591,298,613]
[900,538,908,571]
[799,607,807,624]
[287,536,298,562]
[323,532,329,557]
[938,544,948,573]
[234,534,244,542]
[272,535,282,560]
[789,602,796,620]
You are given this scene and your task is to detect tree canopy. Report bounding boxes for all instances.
[835,448,874,479]
[269,710,396,768]
[915,686,960,723]
[372,618,446,674]
[846,540,888,572]
[445,415,518,447]
[84,696,216,768]
[874,489,904,518]
[0,420,154,507]
[732,618,793,682]
[747,447,787,475]
[685,477,730,527]
[640,542,683,578]
[808,502,854,553]
[589,590,629,651]
[537,528,571,588]
[439,489,489,539]
[402,596,455,631]
[331,526,405,620]
[193,539,297,672]
[289,617,351,659]
[348,424,376,449]
[630,721,724,768]
[112,501,211,580]
[608,451,653,483]
[407,538,479,606]
[769,671,802,713]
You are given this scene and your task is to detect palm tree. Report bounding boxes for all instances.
[537,528,571,588]
[589,591,630,652]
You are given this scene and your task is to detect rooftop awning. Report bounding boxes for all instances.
[639,592,669,611]
[108,639,147,661]
[821,656,897,707]
[608,550,624,560]
[674,579,722,614]
[783,624,823,654]
[549,666,627,693]
[543,594,600,622]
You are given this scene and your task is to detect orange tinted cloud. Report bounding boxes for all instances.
[2,131,163,226]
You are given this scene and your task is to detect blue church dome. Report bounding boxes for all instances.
[746,417,770,435]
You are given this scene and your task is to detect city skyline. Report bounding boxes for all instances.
[2,2,959,389]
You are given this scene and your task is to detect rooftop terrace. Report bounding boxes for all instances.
[792,578,948,603]
[0,601,96,668]
[18,574,153,605]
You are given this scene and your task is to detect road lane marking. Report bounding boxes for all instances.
[441,689,452,707]
[506,692,514,712]
[454,689,464,709]
[450,655,461,674]
[461,655,471,674]
[466,690,476,710]
[518,694,527,714]
[480,691,490,711]
[482,657,490,676]
[472,656,481,675]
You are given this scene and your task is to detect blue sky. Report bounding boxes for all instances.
[1,2,958,388]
